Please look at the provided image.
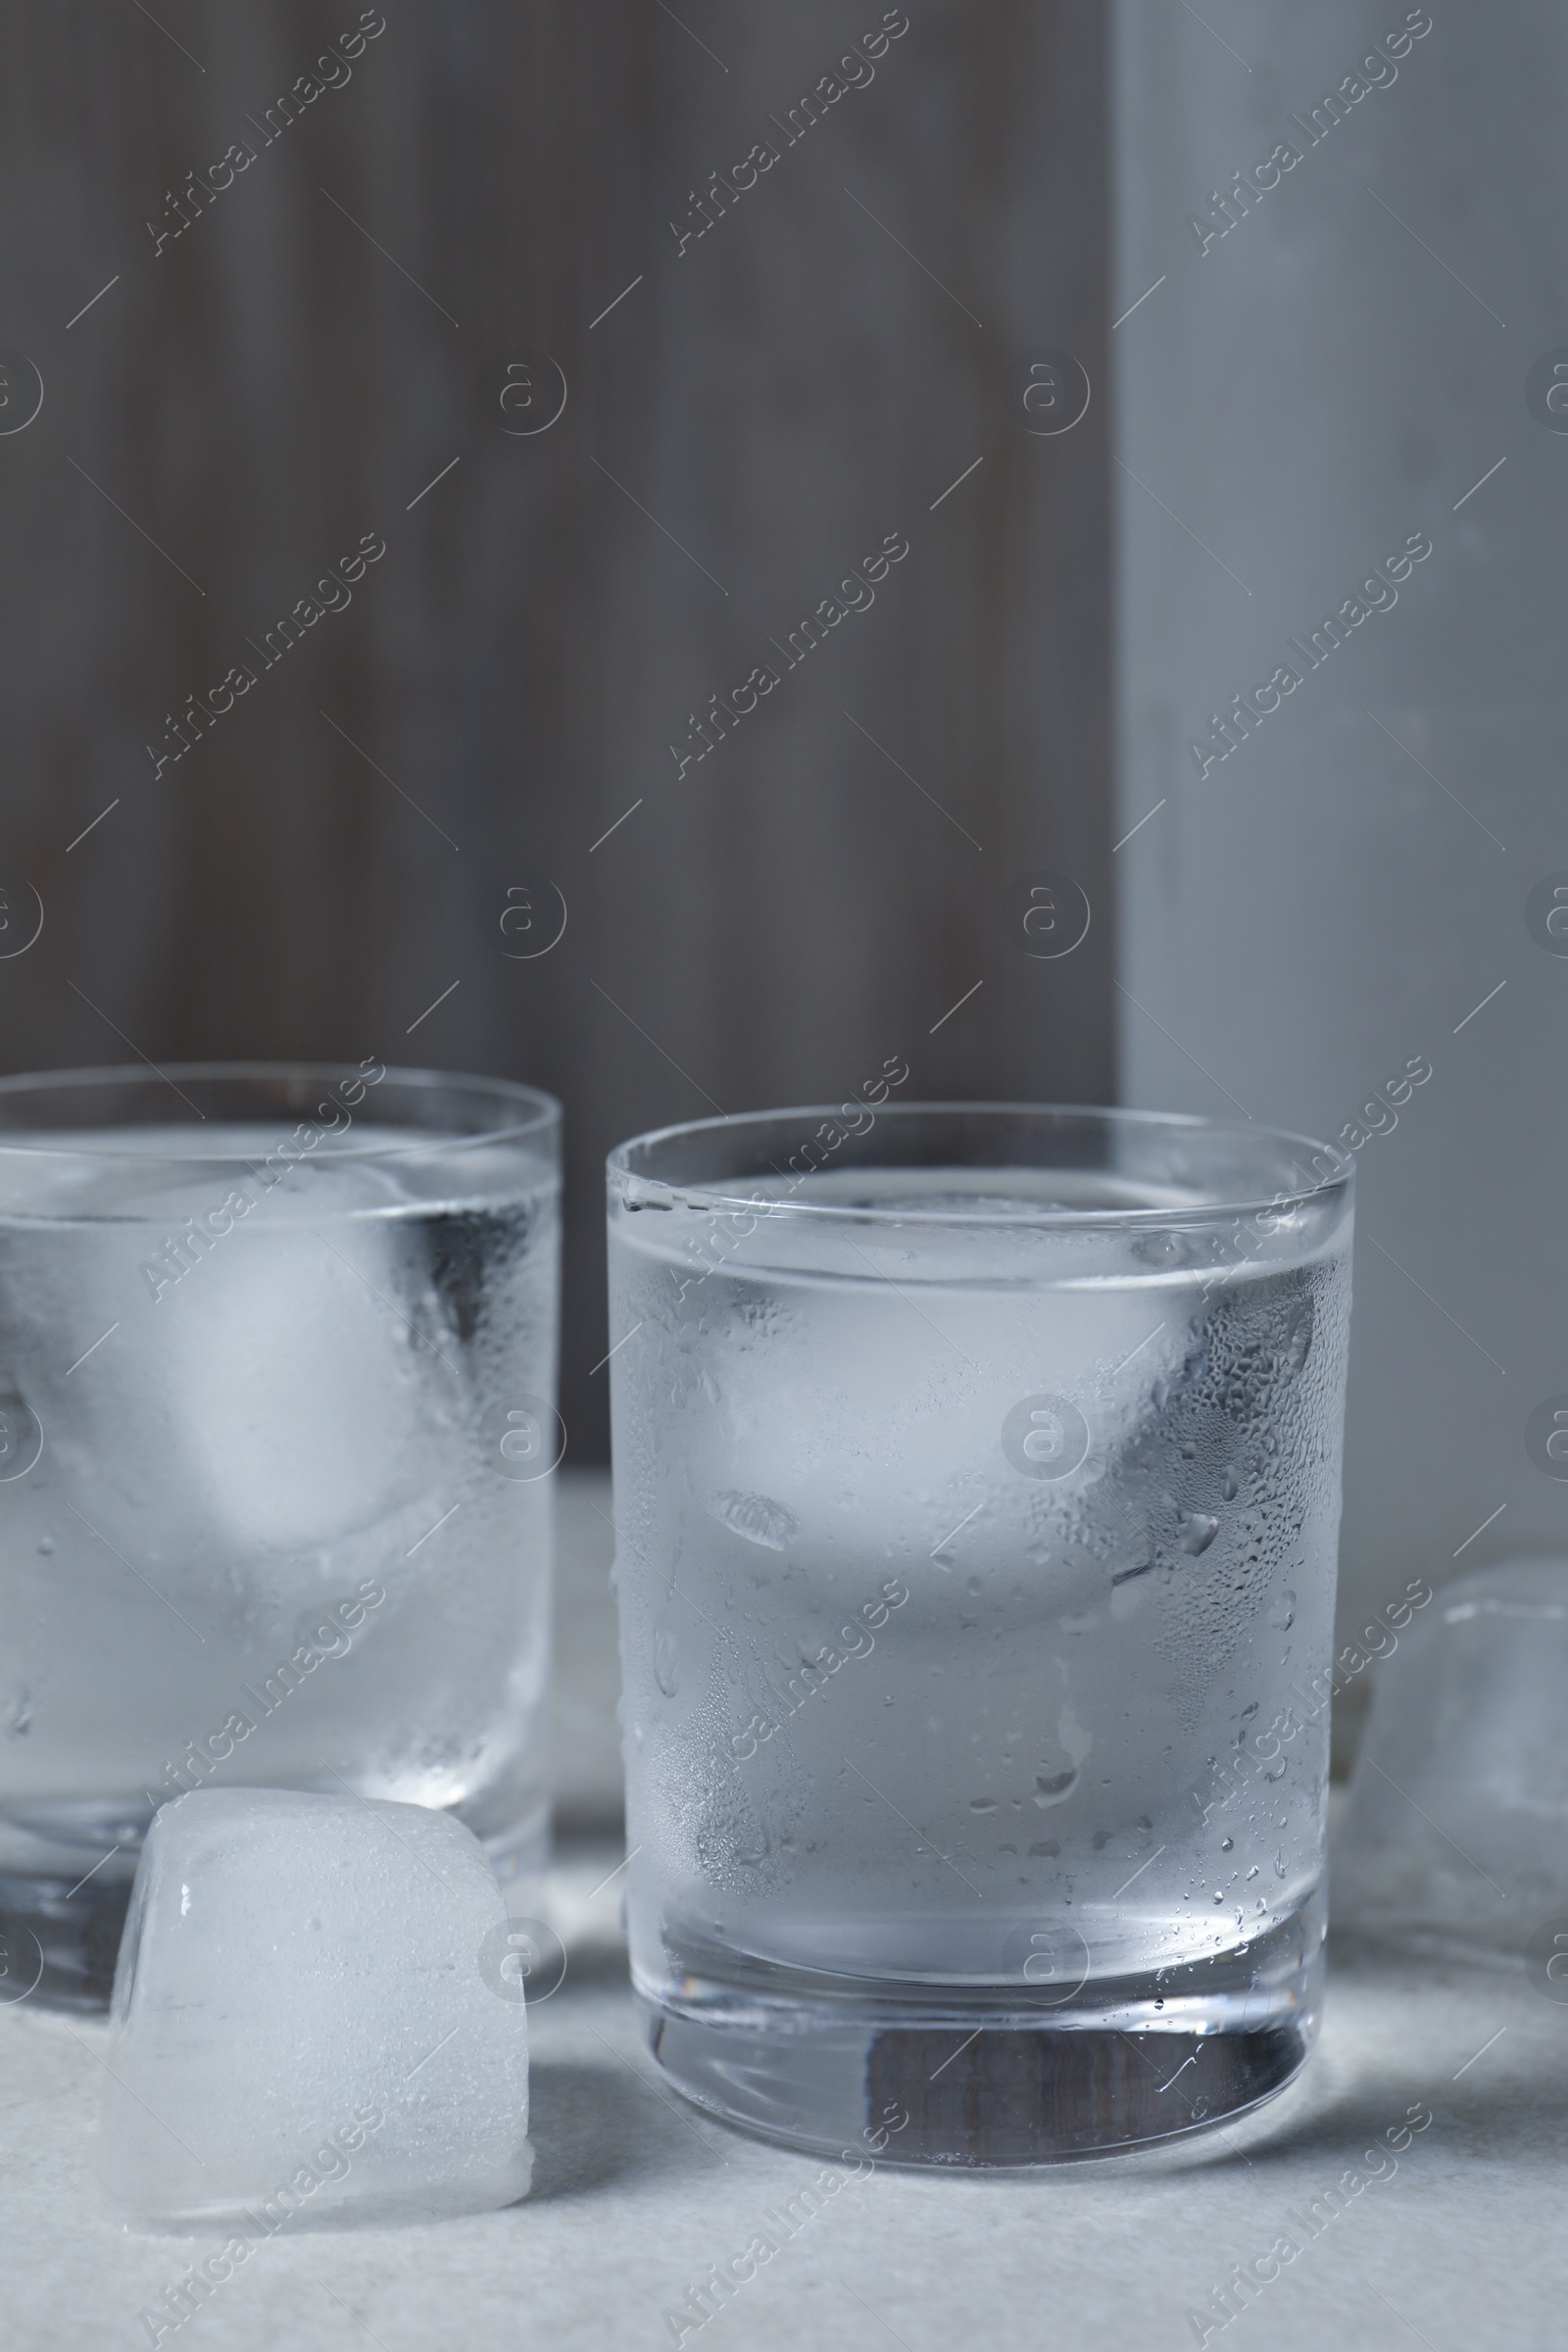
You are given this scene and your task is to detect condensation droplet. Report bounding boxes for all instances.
[1033,1768,1078,1807]
[706,1491,799,1552]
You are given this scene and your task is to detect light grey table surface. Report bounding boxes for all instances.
[5,1476,1561,2351]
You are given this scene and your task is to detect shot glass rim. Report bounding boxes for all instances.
[606,1100,1353,1229]
[0,1059,561,1165]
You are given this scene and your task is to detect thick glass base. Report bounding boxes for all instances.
[639,1902,1323,2167]
[0,1872,130,2012]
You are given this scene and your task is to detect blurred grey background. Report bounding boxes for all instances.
[0,0,1112,1466]
[1112,0,1568,1738]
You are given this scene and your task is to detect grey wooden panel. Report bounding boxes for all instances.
[0,0,1111,1456]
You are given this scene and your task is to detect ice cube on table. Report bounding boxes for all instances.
[1337,1557,1568,1958]
[97,1788,530,2230]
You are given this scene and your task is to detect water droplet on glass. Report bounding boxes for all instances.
[1178,1511,1220,1556]
[706,1491,798,1552]
[1032,1768,1078,1807]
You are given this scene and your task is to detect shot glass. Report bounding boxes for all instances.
[0,1062,561,2007]
[607,1104,1353,2164]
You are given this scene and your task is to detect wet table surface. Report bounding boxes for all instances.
[4,1844,1565,2352]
